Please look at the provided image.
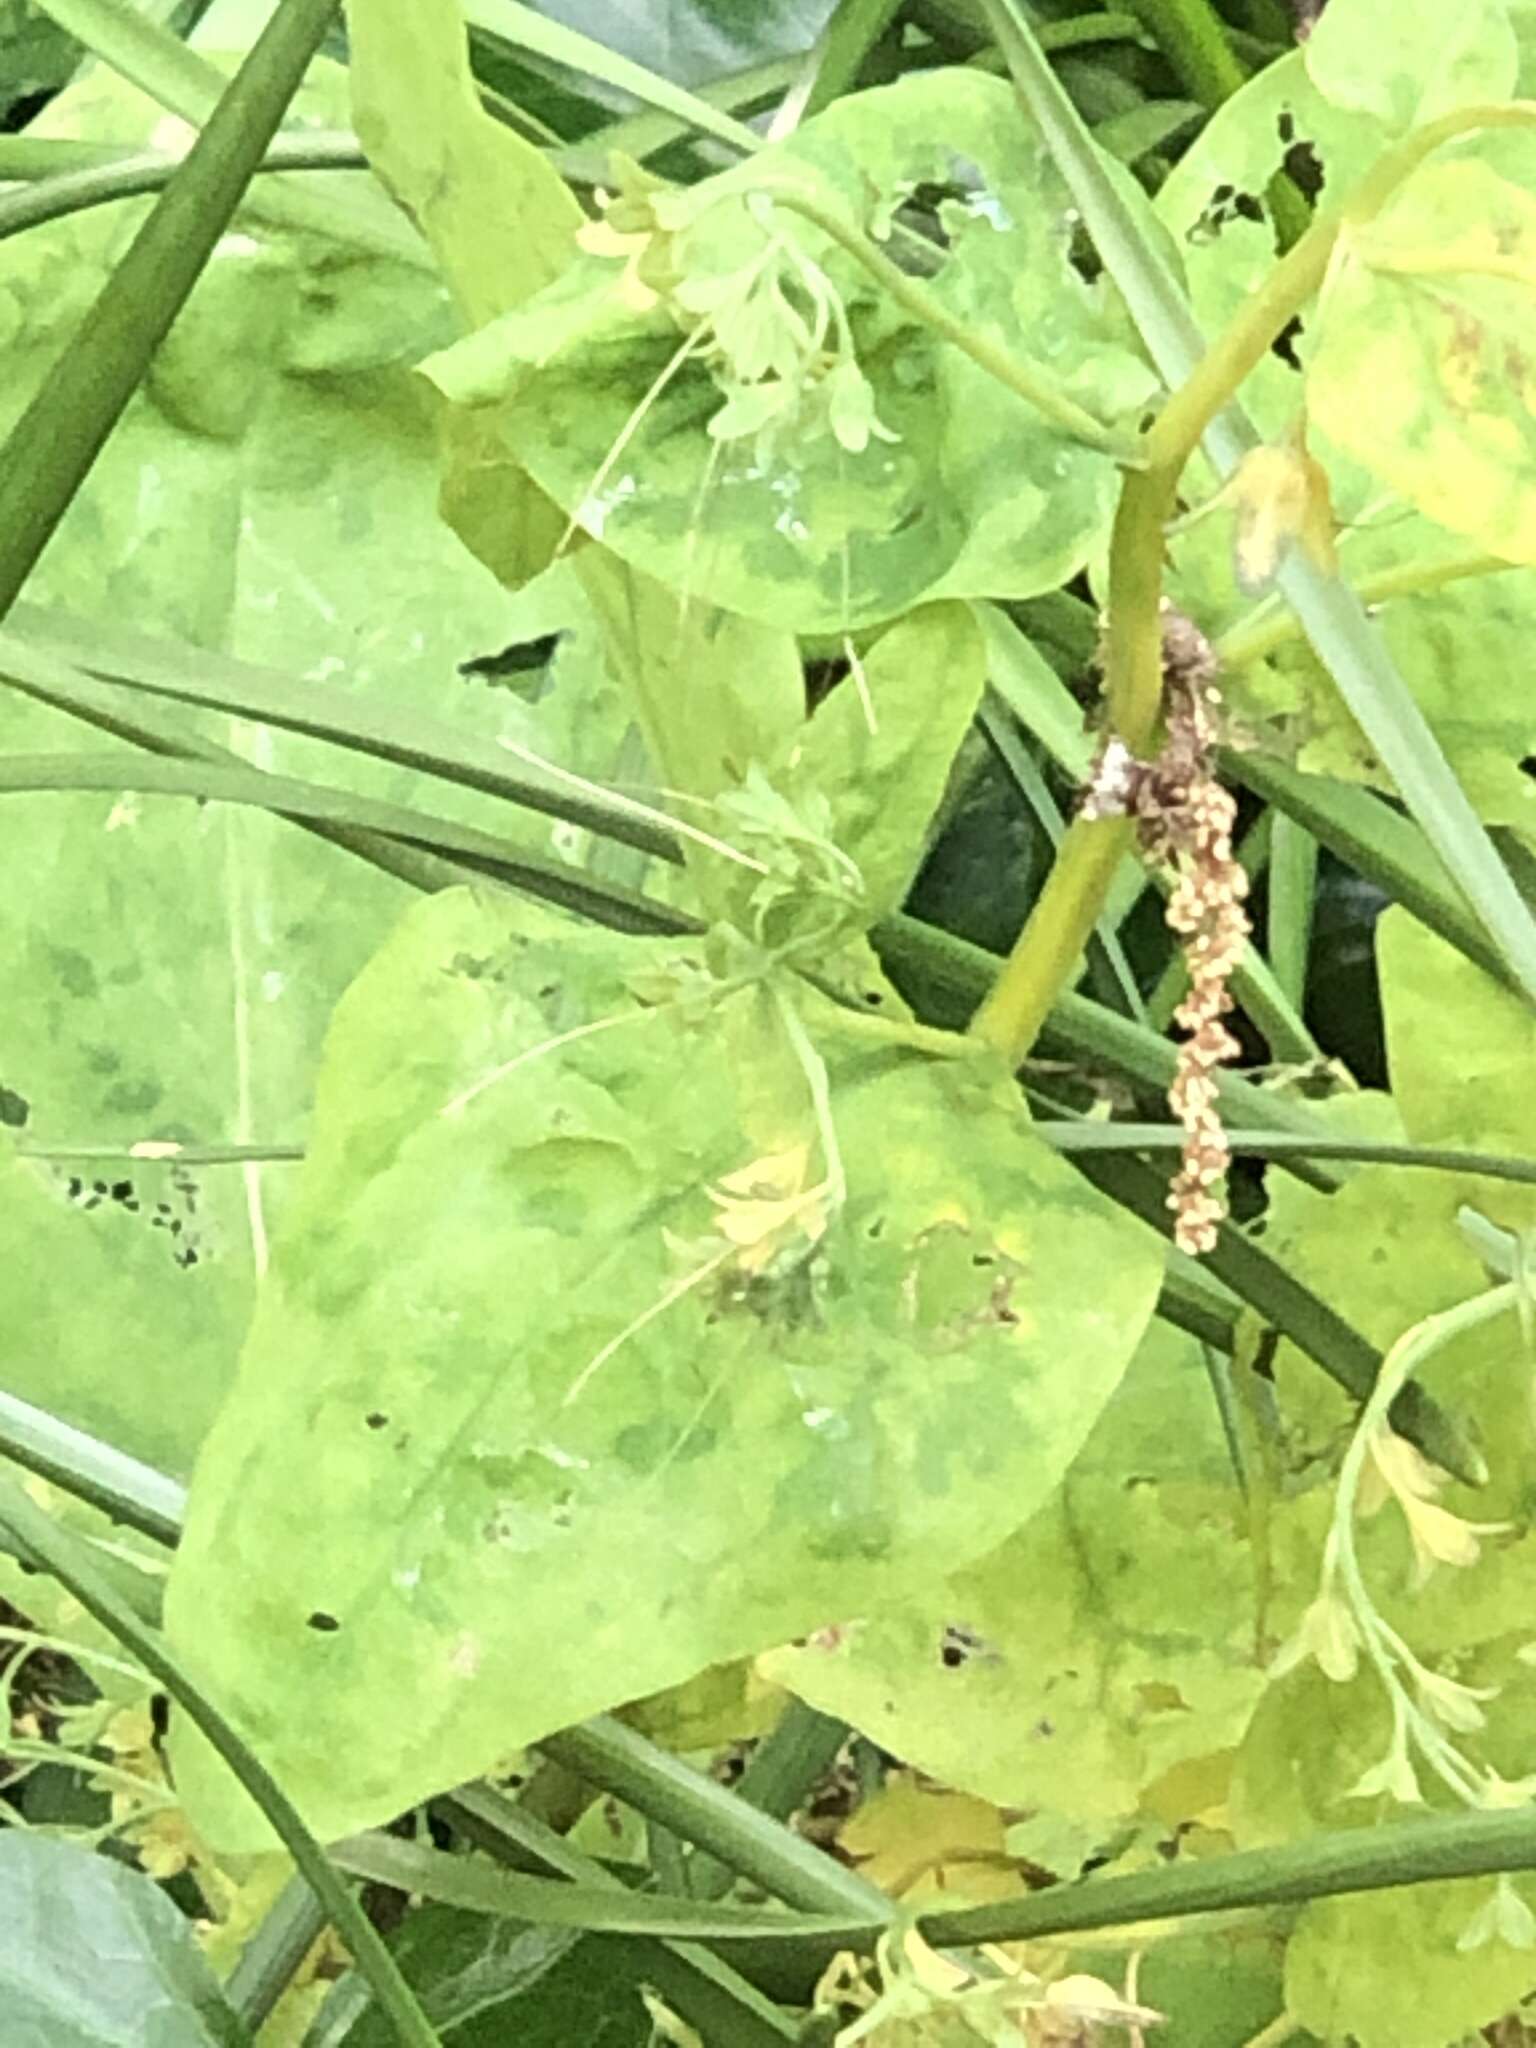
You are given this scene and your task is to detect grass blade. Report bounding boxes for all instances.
[461,0,763,155]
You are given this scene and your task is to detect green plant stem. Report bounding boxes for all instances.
[1216,552,1522,670]
[763,189,1140,458]
[1040,1125,1536,1186]
[225,1874,329,2036]
[0,0,346,624]
[1268,813,1317,1011]
[1119,0,1244,107]
[539,1717,892,1924]
[921,1802,1536,1948]
[0,130,366,240]
[688,1698,849,1899]
[0,1389,186,1547]
[0,1475,441,2048]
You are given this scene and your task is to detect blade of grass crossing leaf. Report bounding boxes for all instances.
[439,1786,802,2046]
[0,1389,185,1547]
[779,0,902,132]
[1069,1152,1486,1484]
[1268,812,1317,1011]
[460,0,763,155]
[0,750,692,936]
[981,0,1536,1012]
[32,0,220,117]
[31,0,421,262]
[0,0,346,621]
[225,1874,330,2036]
[0,1476,443,2048]
[540,1718,892,1923]
[331,1833,858,1943]
[6,603,680,861]
[0,132,367,241]
[1229,751,1508,987]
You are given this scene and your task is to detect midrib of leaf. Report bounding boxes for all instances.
[979,0,1536,1012]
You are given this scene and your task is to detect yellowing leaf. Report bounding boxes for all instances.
[1309,159,1536,565]
[1221,434,1338,592]
[839,1771,1023,1904]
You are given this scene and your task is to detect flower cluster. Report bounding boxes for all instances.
[1083,605,1250,1255]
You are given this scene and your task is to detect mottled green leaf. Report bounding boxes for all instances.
[1309,158,1536,570]
[761,1327,1281,1840]
[0,64,625,1470]
[163,887,1161,1847]
[1304,0,1517,133]
[422,68,1154,632]
[0,1833,246,2048]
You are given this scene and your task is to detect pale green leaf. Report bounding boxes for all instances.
[798,602,986,921]
[347,0,583,325]
[1287,1880,1536,2048]
[163,887,1161,1847]
[1304,0,1517,133]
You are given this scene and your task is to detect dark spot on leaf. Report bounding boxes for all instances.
[110,1180,133,1203]
[1520,757,1536,779]
[1188,182,1265,246]
[365,1411,389,1430]
[306,1611,341,1633]
[1272,314,1304,370]
[150,1694,169,1741]
[92,1180,108,1196]
[1277,109,1296,145]
[0,1084,28,1129]
[861,989,884,1006]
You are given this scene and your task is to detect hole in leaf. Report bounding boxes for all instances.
[1272,313,1304,370]
[306,1611,341,1634]
[0,1084,28,1129]
[365,1411,389,1430]
[803,651,851,711]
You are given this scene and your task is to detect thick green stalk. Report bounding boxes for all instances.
[540,1717,892,1923]
[0,1475,441,2048]
[924,1803,1536,1947]
[968,71,1536,1062]
[0,131,366,241]
[0,0,344,621]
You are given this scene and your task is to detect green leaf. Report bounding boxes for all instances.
[0,1832,248,2048]
[163,886,1161,1847]
[1308,157,1536,571]
[1287,1880,1536,2048]
[340,1903,581,2044]
[422,67,1154,633]
[349,0,583,326]
[0,63,626,1466]
[0,1138,248,1476]
[346,0,582,583]
[1304,0,1517,133]
[1379,906,1536,1233]
[791,601,986,921]
[762,1326,1275,1841]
